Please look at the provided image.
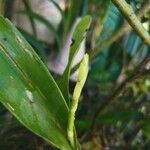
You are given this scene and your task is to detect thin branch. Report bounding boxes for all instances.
[112,0,150,45]
[91,54,150,130]
[90,1,150,60]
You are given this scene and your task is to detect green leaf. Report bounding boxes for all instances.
[58,16,91,103]
[0,16,73,149]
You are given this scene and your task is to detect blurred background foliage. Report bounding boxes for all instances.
[0,0,150,149]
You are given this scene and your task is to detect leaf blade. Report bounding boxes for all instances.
[0,16,72,149]
[58,16,91,102]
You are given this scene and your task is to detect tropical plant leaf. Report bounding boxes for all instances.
[57,16,91,103]
[0,16,73,150]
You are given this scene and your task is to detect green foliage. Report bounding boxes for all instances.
[0,0,150,149]
[0,16,71,150]
[0,14,92,150]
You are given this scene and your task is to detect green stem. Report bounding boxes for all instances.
[90,0,150,59]
[67,54,89,148]
[112,0,150,45]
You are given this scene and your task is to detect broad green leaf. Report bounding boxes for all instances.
[58,16,91,102]
[0,16,73,150]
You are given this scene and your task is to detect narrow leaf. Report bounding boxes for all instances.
[58,16,91,103]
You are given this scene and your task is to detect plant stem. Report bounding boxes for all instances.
[91,54,150,130]
[112,0,150,45]
[67,54,89,148]
[90,1,150,60]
